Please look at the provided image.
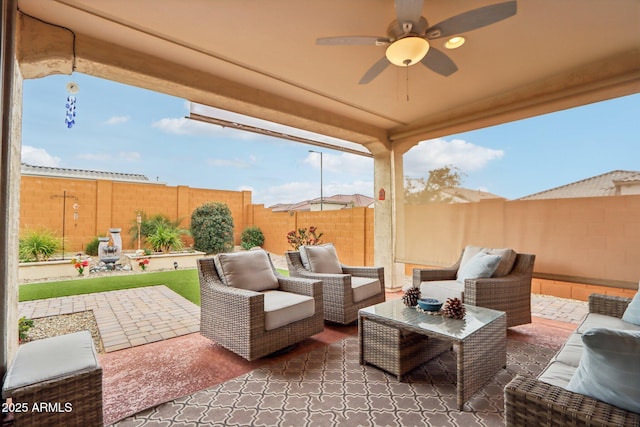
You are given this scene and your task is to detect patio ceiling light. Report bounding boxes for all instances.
[385,36,430,66]
[445,36,466,49]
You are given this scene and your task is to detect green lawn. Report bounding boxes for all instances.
[19,268,290,305]
[20,270,201,304]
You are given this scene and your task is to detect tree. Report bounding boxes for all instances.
[190,202,235,254]
[404,165,464,204]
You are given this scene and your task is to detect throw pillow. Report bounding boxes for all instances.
[622,285,640,326]
[566,327,640,413]
[459,245,483,269]
[299,243,342,274]
[458,245,517,277]
[215,249,279,292]
[485,248,517,277]
[456,251,502,283]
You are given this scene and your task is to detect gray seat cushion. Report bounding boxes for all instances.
[262,290,315,331]
[577,313,640,334]
[3,331,99,395]
[538,360,576,389]
[351,277,381,303]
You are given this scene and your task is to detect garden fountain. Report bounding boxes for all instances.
[98,228,122,270]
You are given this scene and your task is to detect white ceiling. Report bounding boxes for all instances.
[17,0,640,152]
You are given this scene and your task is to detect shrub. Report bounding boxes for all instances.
[147,223,185,253]
[287,226,323,250]
[85,236,101,256]
[18,317,34,343]
[241,226,265,250]
[190,202,234,254]
[128,212,188,248]
[19,228,62,261]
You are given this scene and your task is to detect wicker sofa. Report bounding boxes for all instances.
[505,293,640,426]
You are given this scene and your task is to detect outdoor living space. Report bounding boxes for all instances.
[3,2,640,427]
[14,254,591,426]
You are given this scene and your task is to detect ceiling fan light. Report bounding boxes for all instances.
[445,36,466,49]
[385,36,430,67]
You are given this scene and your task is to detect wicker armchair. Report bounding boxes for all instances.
[505,294,640,426]
[413,249,535,327]
[197,251,324,361]
[286,249,385,325]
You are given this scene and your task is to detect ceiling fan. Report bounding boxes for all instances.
[317,0,517,84]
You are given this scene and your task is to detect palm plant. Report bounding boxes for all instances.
[128,212,188,249]
[146,223,185,253]
[19,228,62,261]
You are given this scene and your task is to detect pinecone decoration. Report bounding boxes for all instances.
[442,297,466,319]
[402,287,421,307]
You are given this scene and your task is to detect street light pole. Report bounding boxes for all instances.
[309,150,323,210]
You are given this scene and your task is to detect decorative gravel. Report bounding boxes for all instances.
[23,310,104,353]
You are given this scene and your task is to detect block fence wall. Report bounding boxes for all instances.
[20,176,252,252]
[250,204,374,267]
[19,175,637,300]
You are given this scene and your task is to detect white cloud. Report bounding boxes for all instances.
[118,151,141,161]
[404,138,504,178]
[105,115,130,125]
[207,155,256,169]
[303,152,373,176]
[21,146,61,167]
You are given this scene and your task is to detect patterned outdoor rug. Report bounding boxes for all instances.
[114,336,555,426]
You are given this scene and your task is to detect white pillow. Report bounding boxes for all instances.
[458,245,516,277]
[456,251,502,283]
[566,327,640,413]
[622,287,640,326]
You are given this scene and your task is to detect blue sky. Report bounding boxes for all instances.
[22,73,639,206]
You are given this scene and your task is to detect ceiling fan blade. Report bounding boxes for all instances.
[395,0,424,27]
[426,1,517,39]
[317,36,389,46]
[420,47,458,77]
[359,57,390,84]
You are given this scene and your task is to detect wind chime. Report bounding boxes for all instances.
[65,81,79,128]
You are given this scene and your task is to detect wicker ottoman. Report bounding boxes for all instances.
[361,318,451,380]
[2,331,103,427]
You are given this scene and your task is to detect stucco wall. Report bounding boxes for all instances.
[401,195,640,288]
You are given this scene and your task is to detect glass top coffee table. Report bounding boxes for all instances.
[358,298,506,410]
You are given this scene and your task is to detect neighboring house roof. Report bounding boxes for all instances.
[439,187,504,203]
[21,163,154,184]
[270,194,374,212]
[519,170,640,200]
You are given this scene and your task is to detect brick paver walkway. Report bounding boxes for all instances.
[18,274,589,354]
[19,286,200,352]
